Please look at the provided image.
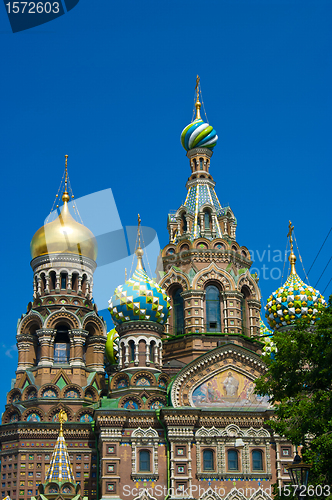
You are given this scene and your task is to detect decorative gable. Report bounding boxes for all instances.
[170,343,270,409]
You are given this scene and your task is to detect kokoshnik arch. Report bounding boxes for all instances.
[0,79,326,500]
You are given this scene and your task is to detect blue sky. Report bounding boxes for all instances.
[0,0,331,401]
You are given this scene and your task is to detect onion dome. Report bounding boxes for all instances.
[265,222,326,331]
[108,246,171,326]
[181,118,218,152]
[180,82,218,152]
[30,157,97,261]
[105,329,119,364]
[259,317,273,337]
[259,316,277,358]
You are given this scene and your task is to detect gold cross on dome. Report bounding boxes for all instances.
[287,220,294,251]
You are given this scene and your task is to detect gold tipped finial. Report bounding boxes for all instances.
[62,155,70,203]
[58,409,67,437]
[195,75,201,120]
[287,220,297,275]
[135,214,144,270]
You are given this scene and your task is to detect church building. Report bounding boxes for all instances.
[0,82,326,500]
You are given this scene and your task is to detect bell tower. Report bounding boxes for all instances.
[160,78,262,366]
[3,156,106,425]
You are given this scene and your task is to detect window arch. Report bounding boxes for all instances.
[172,288,184,335]
[252,450,263,471]
[139,450,151,472]
[205,285,221,332]
[199,158,203,170]
[54,325,70,363]
[203,449,214,471]
[228,450,239,471]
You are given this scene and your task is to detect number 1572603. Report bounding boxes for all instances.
[5,2,60,13]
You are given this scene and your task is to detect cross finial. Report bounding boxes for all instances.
[287,220,297,275]
[62,155,70,203]
[58,409,67,437]
[135,214,144,271]
[195,75,201,120]
[138,214,141,247]
[287,220,294,250]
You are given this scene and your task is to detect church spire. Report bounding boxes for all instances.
[44,410,75,484]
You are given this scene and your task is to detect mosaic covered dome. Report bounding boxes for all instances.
[259,317,273,337]
[265,273,326,331]
[259,317,276,358]
[108,251,171,326]
[181,118,218,152]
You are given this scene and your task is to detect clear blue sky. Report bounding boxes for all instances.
[0,0,331,401]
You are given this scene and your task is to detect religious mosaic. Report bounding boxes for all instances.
[191,369,270,408]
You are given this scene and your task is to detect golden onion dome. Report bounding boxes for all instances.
[30,158,97,261]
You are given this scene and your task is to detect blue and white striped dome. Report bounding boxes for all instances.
[181,118,218,152]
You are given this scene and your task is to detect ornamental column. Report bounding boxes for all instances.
[68,329,88,367]
[37,328,55,367]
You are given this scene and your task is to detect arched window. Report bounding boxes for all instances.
[129,340,135,361]
[203,449,214,471]
[241,286,250,336]
[54,325,70,364]
[181,214,187,233]
[205,285,221,332]
[81,274,87,295]
[252,450,263,471]
[72,273,78,292]
[204,210,211,230]
[60,272,67,290]
[50,271,56,290]
[149,341,155,362]
[173,289,184,335]
[199,158,203,170]
[41,274,46,293]
[139,450,151,472]
[228,450,238,471]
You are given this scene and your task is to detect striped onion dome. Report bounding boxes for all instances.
[181,118,218,152]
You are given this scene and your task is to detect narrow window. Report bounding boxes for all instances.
[60,273,67,290]
[72,274,78,292]
[149,341,155,362]
[228,450,238,470]
[181,214,187,233]
[203,450,214,471]
[173,289,184,335]
[50,271,56,290]
[241,286,250,336]
[252,450,263,471]
[139,450,150,472]
[199,158,203,170]
[204,210,211,230]
[54,325,70,363]
[206,285,221,332]
[129,341,135,361]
